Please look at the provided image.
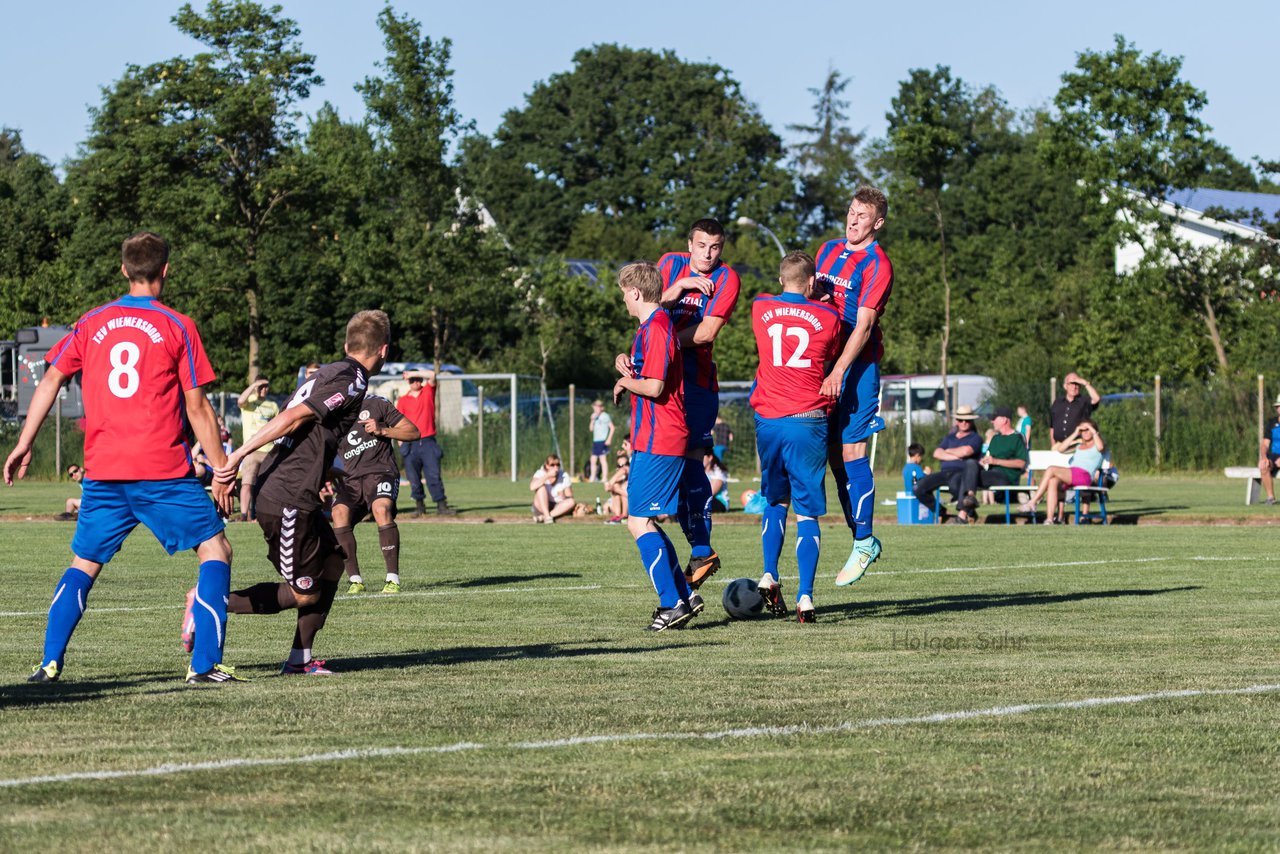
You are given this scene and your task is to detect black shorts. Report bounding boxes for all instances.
[1269,455,1280,475]
[257,504,343,594]
[333,472,399,521]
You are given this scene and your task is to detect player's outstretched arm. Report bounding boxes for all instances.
[368,419,419,441]
[4,365,69,486]
[214,404,317,484]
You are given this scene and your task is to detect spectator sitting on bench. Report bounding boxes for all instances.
[1019,420,1105,524]
[957,406,1028,520]
[912,405,983,523]
[1259,394,1280,505]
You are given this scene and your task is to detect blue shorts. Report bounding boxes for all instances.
[756,415,829,517]
[592,441,608,456]
[72,478,226,565]
[627,451,683,517]
[831,359,884,445]
[684,381,718,451]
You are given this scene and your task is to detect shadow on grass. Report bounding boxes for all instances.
[822,585,1201,622]
[337,639,716,673]
[428,572,584,588]
[0,675,202,709]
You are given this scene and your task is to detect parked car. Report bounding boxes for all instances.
[881,374,996,423]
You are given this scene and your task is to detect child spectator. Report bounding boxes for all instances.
[902,443,929,493]
[605,451,630,523]
[704,452,730,512]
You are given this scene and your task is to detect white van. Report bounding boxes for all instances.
[880,374,995,423]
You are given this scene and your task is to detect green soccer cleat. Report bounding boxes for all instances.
[27,662,60,683]
[836,535,881,586]
[185,664,245,684]
[346,581,366,595]
[381,581,401,594]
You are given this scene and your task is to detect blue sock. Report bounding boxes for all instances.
[761,503,788,582]
[637,532,679,608]
[796,519,821,600]
[680,458,713,558]
[41,568,94,668]
[655,526,691,601]
[845,457,875,540]
[190,560,230,674]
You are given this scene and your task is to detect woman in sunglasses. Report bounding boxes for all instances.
[1019,420,1105,524]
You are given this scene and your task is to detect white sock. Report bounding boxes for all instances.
[349,574,363,584]
[287,647,311,666]
[385,573,400,584]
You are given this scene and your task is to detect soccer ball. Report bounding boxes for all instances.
[740,489,757,509]
[722,578,765,619]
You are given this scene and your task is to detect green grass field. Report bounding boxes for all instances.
[1,478,1279,850]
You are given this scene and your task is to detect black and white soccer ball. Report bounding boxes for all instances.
[722,578,765,619]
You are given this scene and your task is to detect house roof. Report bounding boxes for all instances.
[1165,188,1280,232]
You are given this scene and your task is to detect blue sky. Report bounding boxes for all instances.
[4,0,1275,173]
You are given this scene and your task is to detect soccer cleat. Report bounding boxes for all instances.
[688,591,705,616]
[684,552,721,588]
[281,659,334,676]
[757,576,788,617]
[181,587,197,653]
[836,535,881,587]
[27,662,60,683]
[797,595,817,624]
[185,664,245,684]
[381,581,401,594]
[645,602,693,632]
[346,581,366,595]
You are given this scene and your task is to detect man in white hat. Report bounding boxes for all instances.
[911,405,984,523]
[1259,394,1280,505]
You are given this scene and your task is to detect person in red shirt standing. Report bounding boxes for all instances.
[4,232,240,684]
[750,252,841,622]
[613,262,696,631]
[395,369,457,517]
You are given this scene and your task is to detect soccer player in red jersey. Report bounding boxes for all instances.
[214,310,390,675]
[813,187,894,585]
[750,252,842,622]
[4,232,240,684]
[656,218,741,592]
[613,262,696,631]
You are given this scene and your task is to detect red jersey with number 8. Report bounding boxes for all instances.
[46,295,215,481]
[749,292,842,419]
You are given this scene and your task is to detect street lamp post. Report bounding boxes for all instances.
[735,216,786,257]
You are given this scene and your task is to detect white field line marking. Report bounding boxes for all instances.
[2,682,1276,790]
[1,554,1274,619]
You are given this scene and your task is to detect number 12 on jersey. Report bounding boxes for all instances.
[766,323,812,368]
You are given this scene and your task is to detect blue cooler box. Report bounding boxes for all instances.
[896,491,935,525]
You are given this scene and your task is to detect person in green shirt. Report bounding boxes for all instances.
[956,406,1029,522]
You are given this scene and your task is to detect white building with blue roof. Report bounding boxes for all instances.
[1116,187,1280,274]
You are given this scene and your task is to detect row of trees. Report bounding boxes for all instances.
[1,2,1277,397]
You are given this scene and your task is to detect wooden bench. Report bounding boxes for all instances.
[987,450,1110,525]
[1223,466,1265,505]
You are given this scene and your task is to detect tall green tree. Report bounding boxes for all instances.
[787,69,865,241]
[884,66,984,408]
[459,44,794,259]
[350,6,518,369]
[1044,35,1260,379]
[0,131,72,337]
[65,0,321,383]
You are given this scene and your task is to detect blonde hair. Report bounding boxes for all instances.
[345,310,390,356]
[618,262,663,303]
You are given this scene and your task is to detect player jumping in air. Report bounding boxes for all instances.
[333,392,420,595]
[657,218,741,610]
[210,310,390,675]
[750,253,842,621]
[614,262,697,631]
[814,187,894,586]
[6,232,241,684]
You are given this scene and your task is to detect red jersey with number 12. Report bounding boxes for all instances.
[629,308,687,456]
[749,292,842,419]
[46,294,216,480]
